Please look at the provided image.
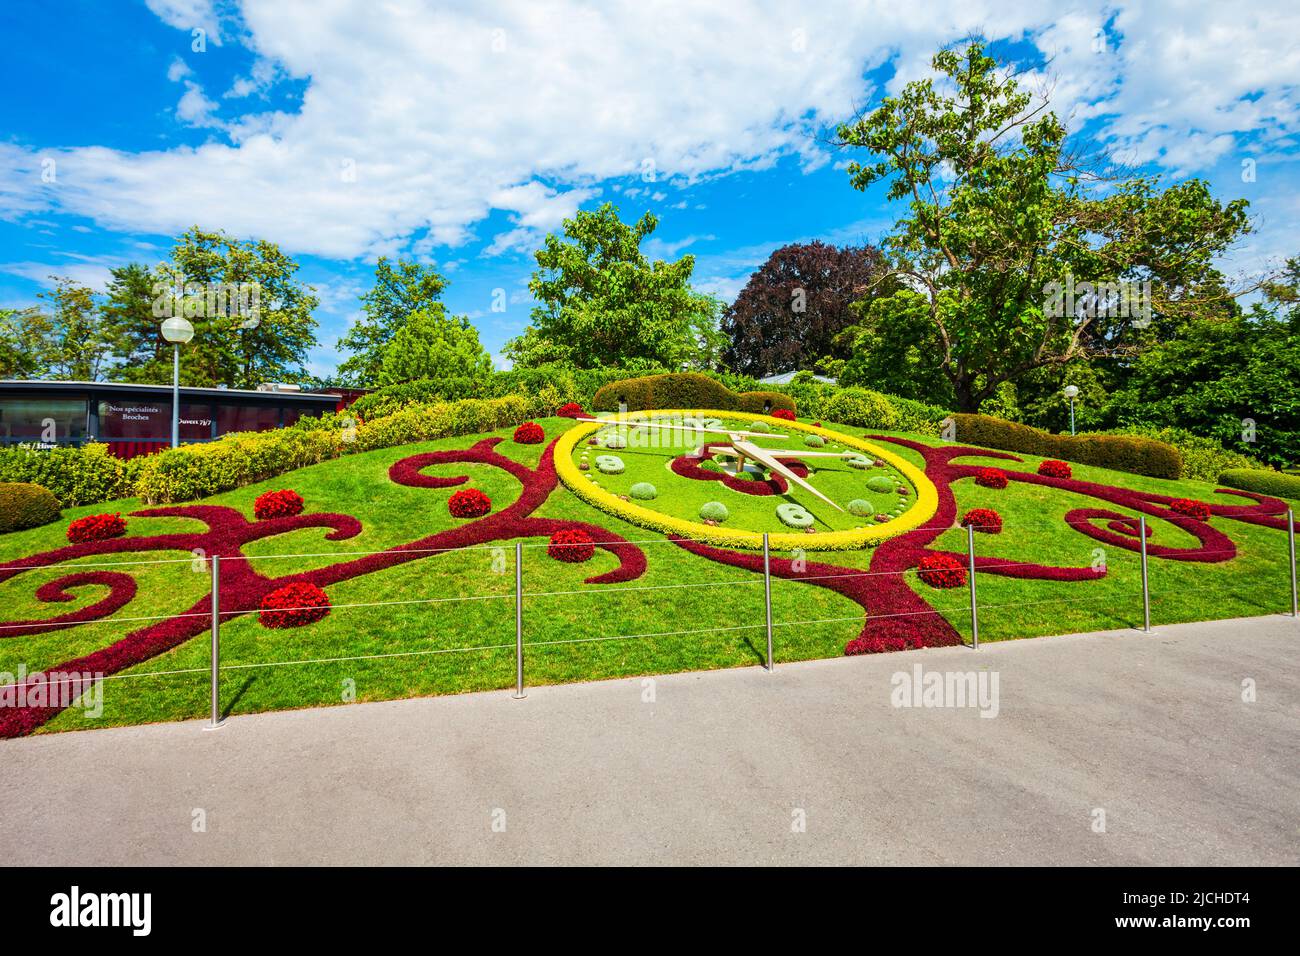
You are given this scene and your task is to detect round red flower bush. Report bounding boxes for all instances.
[556,402,585,418]
[974,467,1008,489]
[448,488,492,518]
[253,489,304,520]
[547,528,595,563]
[513,421,545,444]
[917,553,967,589]
[258,581,331,628]
[961,508,1003,534]
[770,408,796,422]
[66,513,127,543]
[1037,459,1072,479]
[1170,498,1211,521]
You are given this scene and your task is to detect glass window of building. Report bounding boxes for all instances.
[0,397,88,443]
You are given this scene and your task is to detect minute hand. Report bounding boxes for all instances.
[733,440,844,513]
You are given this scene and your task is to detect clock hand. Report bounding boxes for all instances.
[733,439,845,513]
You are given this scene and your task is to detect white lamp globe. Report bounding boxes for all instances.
[161,316,195,344]
[1063,385,1079,399]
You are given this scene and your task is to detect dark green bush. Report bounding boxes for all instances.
[949,413,1182,479]
[0,481,62,533]
[591,373,796,415]
[1218,468,1300,500]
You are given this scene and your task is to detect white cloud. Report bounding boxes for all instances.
[0,0,1295,263]
[145,0,222,45]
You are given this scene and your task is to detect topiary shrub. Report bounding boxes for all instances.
[949,413,1181,479]
[917,553,967,589]
[847,498,875,517]
[961,507,1003,533]
[804,434,826,447]
[629,482,657,500]
[0,482,62,533]
[66,512,127,543]
[547,528,595,562]
[845,454,870,469]
[259,582,331,628]
[253,489,304,520]
[747,421,771,433]
[1170,498,1211,520]
[820,387,901,430]
[699,459,724,474]
[974,468,1008,489]
[770,408,796,422]
[513,421,545,444]
[866,475,895,494]
[699,501,729,522]
[590,372,795,415]
[1037,459,1072,479]
[776,502,814,528]
[448,488,492,518]
[1218,468,1300,500]
[595,455,625,474]
[556,402,585,418]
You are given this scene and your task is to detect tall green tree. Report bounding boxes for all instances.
[504,202,715,370]
[0,307,53,379]
[835,41,1251,412]
[37,277,112,380]
[149,226,319,389]
[100,262,167,378]
[375,308,494,386]
[338,257,450,386]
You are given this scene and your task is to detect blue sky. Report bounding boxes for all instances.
[1,0,1296,379]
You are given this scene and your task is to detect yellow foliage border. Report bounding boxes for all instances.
[553,409,939,551]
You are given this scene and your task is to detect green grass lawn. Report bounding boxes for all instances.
[1,416,1295,734]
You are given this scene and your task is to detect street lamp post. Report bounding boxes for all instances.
[1063,384,1079,436]
[161,317,194,448]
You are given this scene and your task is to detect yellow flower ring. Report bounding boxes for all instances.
[554,409,938,551]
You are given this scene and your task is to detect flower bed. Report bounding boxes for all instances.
[258,581,331,628]
[448,488,492,518]
[961,507,1002,533]
[547,528,595,562]
[513,421,545,444]
[974,467,1008,489]
[1170,498,1211,521]
[1037,459,1072,479]
[917,552,967,588]
[66,513,127,543]
[253,489,304,520]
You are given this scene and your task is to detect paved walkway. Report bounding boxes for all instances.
[3,616,1297,865]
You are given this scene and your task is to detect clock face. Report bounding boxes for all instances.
[555,409,936,550]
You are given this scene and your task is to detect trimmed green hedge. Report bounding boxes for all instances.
[1102,425,1267,483]
[950,413,1183,479]
[590,372,796,415]
[1218,469,1300,501]
[136,394,543,503]
[0,481,62,533]
[0,443,142,506]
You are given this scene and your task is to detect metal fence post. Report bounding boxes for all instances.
[1139,515,1151,632]
[966,523,979,649]
[763,533,774,671]
[209,554,221,729]
[513,542,526,699]
[1288,509,1298,618]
